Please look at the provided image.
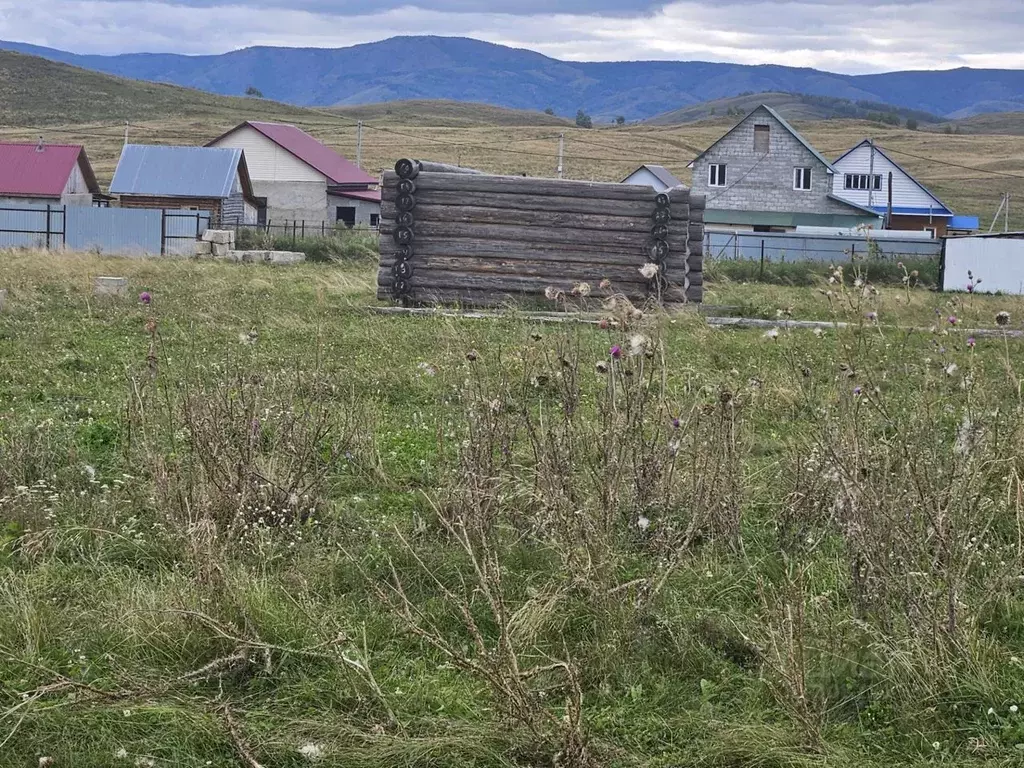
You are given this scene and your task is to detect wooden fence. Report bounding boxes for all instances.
[377,159,705,307]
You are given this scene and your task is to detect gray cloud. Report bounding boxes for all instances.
[1,0,1022,72]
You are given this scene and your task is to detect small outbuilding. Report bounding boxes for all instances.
[622,164,684,192]
[0,141,100,207]
[207,121,380,227]
[110,144,258,224]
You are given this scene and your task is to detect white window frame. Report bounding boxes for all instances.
[844,173,882,191]
[708,163,727,187]
[793,167,812,191]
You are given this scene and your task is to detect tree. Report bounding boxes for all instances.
[245,85,264,98]
[575,109,593,129]
[906,118,919,131]
[544,107,555,116]
[615,115,626,125]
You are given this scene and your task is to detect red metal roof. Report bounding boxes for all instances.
[211,122,377,186]
[328,187,382,203]
[0,143,98,198]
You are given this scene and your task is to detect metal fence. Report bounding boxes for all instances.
[0,203,211,255]
[706,229,943,263]
[216,217,378,245]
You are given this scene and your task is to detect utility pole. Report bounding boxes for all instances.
[356,121,363,169]
[123,121,129,147]
[989,193,1007,233]
[1006,193,1011,232]
[886,171,893,229]
[867,138,875,209]
[557,133,564,179]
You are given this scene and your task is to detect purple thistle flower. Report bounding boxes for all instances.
[610,345,622,360]
[967,337,976,348]
[139,291,152,305]
[967,283,974,294]
[853,386,863,396]
[672,417,680,429]
[865,311,877,322]
[948,315,958,326]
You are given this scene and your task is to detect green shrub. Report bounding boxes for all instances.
[706,256,939,287]
[234,226,379,263]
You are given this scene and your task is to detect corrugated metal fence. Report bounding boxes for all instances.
[0,203,210,255]
[706,230,942,263]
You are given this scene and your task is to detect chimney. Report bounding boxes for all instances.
[36,136,44,153]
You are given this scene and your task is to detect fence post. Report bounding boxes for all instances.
[759,239,765,280]
[61,205,67,248]
[292,220,297,247]
[321,221,325,237]
[160,209,167,256]
[45,204,52,249]
[301,220,305,239]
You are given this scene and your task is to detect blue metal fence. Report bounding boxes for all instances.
[0,203,210,255]
[706,230,942,263]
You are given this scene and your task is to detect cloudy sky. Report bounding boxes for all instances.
[1,0,1022,73]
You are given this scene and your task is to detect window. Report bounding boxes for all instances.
[793,167,812,191]
[844,174,882,190]
[753,124,770,153]
[369,213,380,228]
[708,164,727,187]
[336,206,356,228]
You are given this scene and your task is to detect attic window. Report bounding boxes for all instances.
[754,124,770,153]
[845,174,882,191]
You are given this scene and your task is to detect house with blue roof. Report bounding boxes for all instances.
[831,139,977,237]
[688,105,882,232]
[110,144,258,225]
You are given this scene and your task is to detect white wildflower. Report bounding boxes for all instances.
[114,748,129,760]
[932,741,941,751]
[636,514,650,532]
[299,743,324,760]
[1011,704,1019,714]
[988,707,996,715]
[39,759,55,768]
[573,282,592,297]
[639,263,659,280]
[764,328,779,340]
[628,333,650,356]
[134,759,155,768]
[83,464,96,481]
[944,362,958,376]
[853,277,863,288]
[544,286,561,300]
[416,362,437,377]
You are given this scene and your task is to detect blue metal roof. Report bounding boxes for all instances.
[870,205,954,217]
[110,145,244,198]
[949,215,980,230]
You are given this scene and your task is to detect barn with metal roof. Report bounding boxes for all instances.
[0,141,100,206]
[110,145,258,224]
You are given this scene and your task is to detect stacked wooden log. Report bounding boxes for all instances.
[378,159,704,307]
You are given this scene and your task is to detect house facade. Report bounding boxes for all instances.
[689,105,880,231]
[110,145,258,224]
[831,140,956,237]
[622,164,684,192]
[207,121,380,227]
[0,142,100,207]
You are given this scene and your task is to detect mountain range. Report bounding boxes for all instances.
[3,36,1024,122]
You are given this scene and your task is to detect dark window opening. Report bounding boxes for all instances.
[369,213,380,228]
[336,206,356,228]
[844,174,882,190]
[708,164,727,187]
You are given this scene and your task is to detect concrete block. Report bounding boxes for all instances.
[225,250,253,262]
[266,251,305,265]
[201,229,232,245]
[94,277,128,297]
[194,241,213,257]
[211,242,230,257]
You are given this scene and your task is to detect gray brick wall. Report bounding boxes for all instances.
[691,107,854,216]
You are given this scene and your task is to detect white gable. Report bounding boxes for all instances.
[623,167,672,191]
[832,143,946,213]
[62,161,87,195]
[210,125,325,184]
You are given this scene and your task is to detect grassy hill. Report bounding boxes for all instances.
[931,112,1024,136]
[646,91,942,126]
[331,100,571,127]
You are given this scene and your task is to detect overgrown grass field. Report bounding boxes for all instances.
[3,250,1024,766]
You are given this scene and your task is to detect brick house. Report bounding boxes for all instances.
[110,144,258,224]
[688,105,880,232]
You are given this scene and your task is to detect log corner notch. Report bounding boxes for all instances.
[378,158,705,308]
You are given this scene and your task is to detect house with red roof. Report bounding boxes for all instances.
[0,141,101,207]
[207,121,380,228]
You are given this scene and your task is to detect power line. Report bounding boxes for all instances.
[882,146,1024,181]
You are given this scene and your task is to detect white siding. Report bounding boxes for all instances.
[623,167,671,191]
[832,144,943,211]
[210,126,325,183]
[62,162,87,195]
